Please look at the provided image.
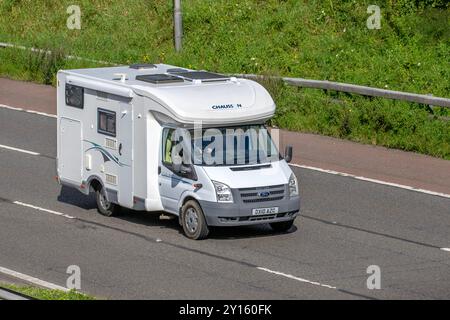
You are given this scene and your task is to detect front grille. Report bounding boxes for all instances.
[218,212,295,223]
[240,189,284,198]
[239,184,285,203]
[242,196,284,203]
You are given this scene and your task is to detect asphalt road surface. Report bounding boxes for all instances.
[0,107,450,299]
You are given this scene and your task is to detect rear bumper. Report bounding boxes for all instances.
[199,196,300,227]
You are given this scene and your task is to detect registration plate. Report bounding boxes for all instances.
[252,207,279,215]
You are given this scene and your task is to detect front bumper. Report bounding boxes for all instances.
[199,196,300,227]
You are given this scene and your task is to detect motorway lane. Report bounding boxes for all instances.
[0,140,356,298]
[1,107,450,299]
[0,107,56,157]
[2,201,341,299]
[300,169,450,249]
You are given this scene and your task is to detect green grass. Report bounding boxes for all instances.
[1,283,95,300]
[0,0,449,159]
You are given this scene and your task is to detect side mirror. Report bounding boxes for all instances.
[284,145,293,163]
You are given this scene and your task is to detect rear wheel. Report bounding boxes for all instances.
[96,186,120,217]
[270,219,294,232]
[181,200,209,240]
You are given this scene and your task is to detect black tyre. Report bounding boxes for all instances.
[270,219,295,232]
[181,200,209,240]
[96,187,120,217]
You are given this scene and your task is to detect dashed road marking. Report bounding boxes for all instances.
[0,144,40,156]
[291,163,450,200]
[257,267,337,290]
[440,248,450,252]
[13,201,75,219]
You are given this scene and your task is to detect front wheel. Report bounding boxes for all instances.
[181,200,209,240]
[270,219,295,232]
[96,187,120,217]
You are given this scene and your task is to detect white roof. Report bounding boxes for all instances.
[60,64,275,125]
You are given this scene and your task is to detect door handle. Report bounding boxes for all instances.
[119,143,122,156]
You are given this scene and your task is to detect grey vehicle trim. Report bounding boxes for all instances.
[106,188,118,204]
[59,178,86,195]
[199,196,300,227]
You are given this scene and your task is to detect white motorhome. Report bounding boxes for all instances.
[56,64,300,239]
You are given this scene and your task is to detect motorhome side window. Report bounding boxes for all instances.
[97,109,116,137]
[65,84,84,109]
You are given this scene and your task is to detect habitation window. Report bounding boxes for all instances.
[98,109,116,137]
[65,84,84,109]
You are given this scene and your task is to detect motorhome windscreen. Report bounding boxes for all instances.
[187,125,280,166]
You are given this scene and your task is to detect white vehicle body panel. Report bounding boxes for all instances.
[56,64,300,225]
[201,161,292,189]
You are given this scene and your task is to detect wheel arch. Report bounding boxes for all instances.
[178,192,201,215]
[177,193,201,225]
[86,175,106,194]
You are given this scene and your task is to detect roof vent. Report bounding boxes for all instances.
[168,71,230,82]
[129,63,157,70]
[136,74,184,84]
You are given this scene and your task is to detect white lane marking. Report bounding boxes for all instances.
[0,104,56,118]
[291,163,450,200]
[257,267,337,290]
[0,144,40,156]
[13,201,75,219]
[440,248,450,252]
[0,266,69,292]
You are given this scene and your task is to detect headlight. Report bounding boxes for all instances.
[289,173,299,197]
[212,181,234,203]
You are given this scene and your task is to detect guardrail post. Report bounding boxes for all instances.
[174,0,183,52]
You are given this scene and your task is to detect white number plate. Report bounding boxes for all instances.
[252,207,279,215]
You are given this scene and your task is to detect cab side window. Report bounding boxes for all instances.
[162,128,175,165]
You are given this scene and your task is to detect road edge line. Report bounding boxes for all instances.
[0,266,69,292]
[291,163,450,199]
[0,103,56,118]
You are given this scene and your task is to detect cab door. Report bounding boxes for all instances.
[158,128,194,214]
